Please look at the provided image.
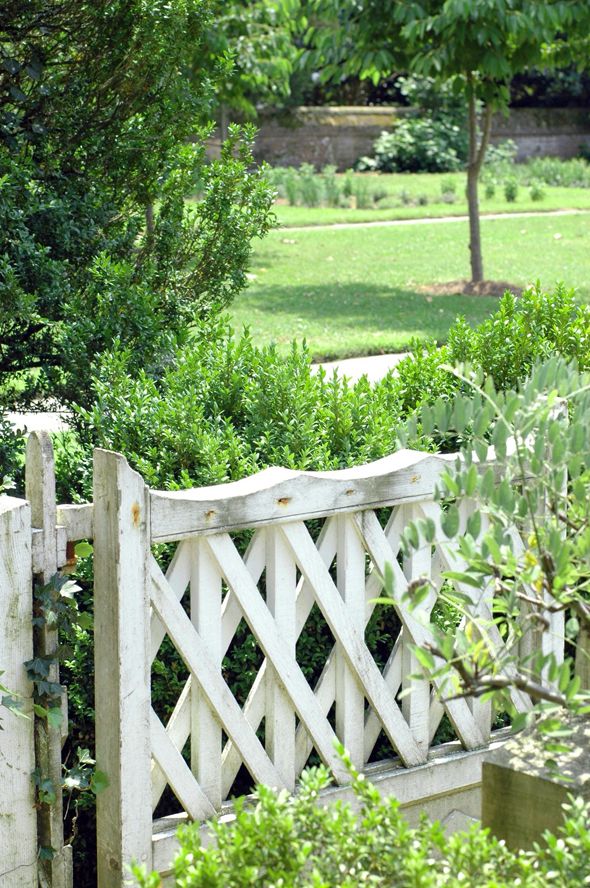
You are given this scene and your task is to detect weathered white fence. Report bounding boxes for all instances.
[92,445,564,885]
[0,434,568,887]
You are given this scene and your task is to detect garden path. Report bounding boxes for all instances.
[283,207,590,233]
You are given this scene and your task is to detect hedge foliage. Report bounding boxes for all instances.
[133,754,590,888]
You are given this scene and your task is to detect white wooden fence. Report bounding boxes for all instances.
[92,445,564,885]
[0,434,567,887]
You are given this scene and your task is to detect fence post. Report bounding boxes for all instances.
[94,449,153,887]
[575,626,590,688]
[0,497,38,887]
[25,431,69,888]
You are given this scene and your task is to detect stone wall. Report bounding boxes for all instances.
[210,105,590,170]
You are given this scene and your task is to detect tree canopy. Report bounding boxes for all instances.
[0,0,274,405]
[304,0,589,282]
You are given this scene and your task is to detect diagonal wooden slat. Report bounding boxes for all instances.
[354,510,487,750]
[222,518,338,795]
[150,559,282,789]
[150,711,215,821]
[280,521,425,767]
[295,507,406,770]
[152,531,266,809]
[363,635,403,762]
[205,532,355,783]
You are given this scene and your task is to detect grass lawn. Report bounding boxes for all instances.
[230,212,590,359]
[274,171,590,228]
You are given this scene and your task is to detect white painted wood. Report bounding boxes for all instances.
[335,514,366,766]
[25,431,69,888]
[150,450,457,541]
[224,520,336,794]
[152,681,191,812]
[151,532,266,808]
[354,510,486,750]
[265,526,297,790]
[55,503,94,542]
[0,497,37,888]
[280,521,425,767]
[150,711,215,820]
[401,504,435,755]
[190,539,223,807]
[150,560,282,788]
[93,449,153,887]
[204,532,353,782]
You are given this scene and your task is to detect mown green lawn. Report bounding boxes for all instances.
[274,171,590,227]
[230,212,590,359]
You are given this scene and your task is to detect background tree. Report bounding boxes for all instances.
[204,0,302,138]
[0,0,274,405]
[304,0,587,284]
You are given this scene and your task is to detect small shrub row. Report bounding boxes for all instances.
[133,757,590,887]
[268,165,378,210]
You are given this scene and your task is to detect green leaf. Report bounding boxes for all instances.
[413,647,435,671]
[441,505,460,538]
[47,707,63,728]
[74,541,93,558]
[91,770,109,795]
[466,511,481,539]
[443,570,481,589]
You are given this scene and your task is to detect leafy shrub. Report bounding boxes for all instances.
[521,155,590,188]
[284,167,299,205]
[529,181,546,201]
[357,117,467,174]
[133,756,590,888]
[342,169,355,198]
[484,181,496,199]
[321,165,342,207]
[446,283,590,390]
[504,177,519,202]
[356,75,467,174]
[0,414,24,494]
[298,164,322,207]
[440,177,457,196]
[352,176,372,209]
[484,139,518,168]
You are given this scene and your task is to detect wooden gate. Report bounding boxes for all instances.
[93,446,565,886]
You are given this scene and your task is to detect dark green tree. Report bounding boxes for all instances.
[205,0,302,138]
[0,0,274,405]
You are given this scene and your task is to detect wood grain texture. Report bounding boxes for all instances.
[25,432,69,888]
[93,449,153,887]
[0,498,37,888]
[150,450,455,541]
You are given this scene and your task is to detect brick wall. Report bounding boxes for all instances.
[209,105,590,170]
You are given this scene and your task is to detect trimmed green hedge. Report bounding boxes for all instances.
[133,754,590,887]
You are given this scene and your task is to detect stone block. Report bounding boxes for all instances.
[482,717,590,850]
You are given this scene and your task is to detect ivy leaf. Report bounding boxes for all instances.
[91,770,109,795]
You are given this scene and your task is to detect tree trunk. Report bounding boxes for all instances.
[220,103,229,142]
[466,89,493,285]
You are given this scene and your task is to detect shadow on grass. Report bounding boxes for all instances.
[235,281,499,357]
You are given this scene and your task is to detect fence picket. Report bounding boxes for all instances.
[25,432,69,888]
[0,498,37,888]
[94,449,153,887]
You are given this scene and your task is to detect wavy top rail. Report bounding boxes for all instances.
[149,448,458,542]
